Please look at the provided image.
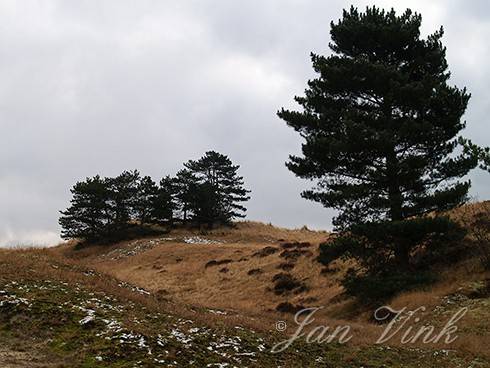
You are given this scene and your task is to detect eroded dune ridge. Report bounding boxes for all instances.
[1,208,490,367]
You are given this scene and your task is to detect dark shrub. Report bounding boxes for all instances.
[272,273,306,295]
[280,249,313,260]
[205,259,232,268]
[318,217,466,303]
[277,262,295,271]
[280,242,311,249]
[342,268,435,305]
[459,203,490,270]
[276,302,305,314]
[247,268,263,276]
[252,246,279,258]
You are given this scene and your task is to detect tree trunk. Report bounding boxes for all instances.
[386,149,410,268]
[395,243,411,270]
[386,150,403,222]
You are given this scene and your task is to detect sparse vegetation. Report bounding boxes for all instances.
[252,246,279,258]
[275,301,305,314]
[2,217,490,366]
[458,201,490,269]
[204,259,233,268]
[271,273,307,295]
[247,268,263,276]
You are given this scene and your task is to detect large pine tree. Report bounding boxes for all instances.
[278,7,489,297]
[279,6,483,231]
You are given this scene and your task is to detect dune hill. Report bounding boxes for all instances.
[1,207,490,367]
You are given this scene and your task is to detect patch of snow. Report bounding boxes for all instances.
[183,236,221,245]
[170,328,193,344]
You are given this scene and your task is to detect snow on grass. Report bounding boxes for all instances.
[0,279,272,367]
[183,236,221,245]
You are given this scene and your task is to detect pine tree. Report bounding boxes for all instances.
[188,181,220,227]
[59,154,251,240]
[134,175,159,224]
[278,6,489,297]
[106,170,141,230]
[151,175,177,224]
[59,175,112,241]
[279,6,482,232]
[174,169,199,222]
[184,151,251,224]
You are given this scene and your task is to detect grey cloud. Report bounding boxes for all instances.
[1,0,489,246]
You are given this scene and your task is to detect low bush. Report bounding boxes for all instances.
[275,302,305,314]
[271,273,307,295]
[341,268,435,305]
[319,216,466,304]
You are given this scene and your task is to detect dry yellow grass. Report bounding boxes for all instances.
[4,214,490,359]
[58,222,334,316]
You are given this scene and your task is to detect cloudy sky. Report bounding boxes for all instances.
[1,0,489,246]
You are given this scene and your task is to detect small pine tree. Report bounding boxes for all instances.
[188,181,220,227]
[59,175,112,241]
[174,169,199,222]
[151,175,177,224]
[134,175,159,224]
[184,151,251,224]
[106,170,141,230]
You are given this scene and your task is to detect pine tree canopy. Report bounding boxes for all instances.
[174,168,199,222]
[107,170,141,229]
[183,151,251,224]
[59,152,250,242]
[152,176,177,224]
[59,175,112,241]
[278,6,489,230]
[134,175,159,223]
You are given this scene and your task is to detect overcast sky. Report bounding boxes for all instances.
[1,0,489,246]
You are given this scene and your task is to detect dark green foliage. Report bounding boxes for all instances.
[319,216,467,303]
[134,175,159,224]
[320,216,466,303]
[278,6,485,230]
[59,151,250,241]
[188,181,220,226]
[59,170,170,242]
[183,151,251,225]
[342,269,435,304]
[319,217,466,269]
[152,176,177,224]
[59,175,112,241]
[278,6,490,301]
[107,170,141,230]
[174,169,198,222]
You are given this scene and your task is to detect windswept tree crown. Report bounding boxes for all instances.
[278,6,483,230]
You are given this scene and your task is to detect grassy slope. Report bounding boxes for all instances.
[1,218,489,367]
